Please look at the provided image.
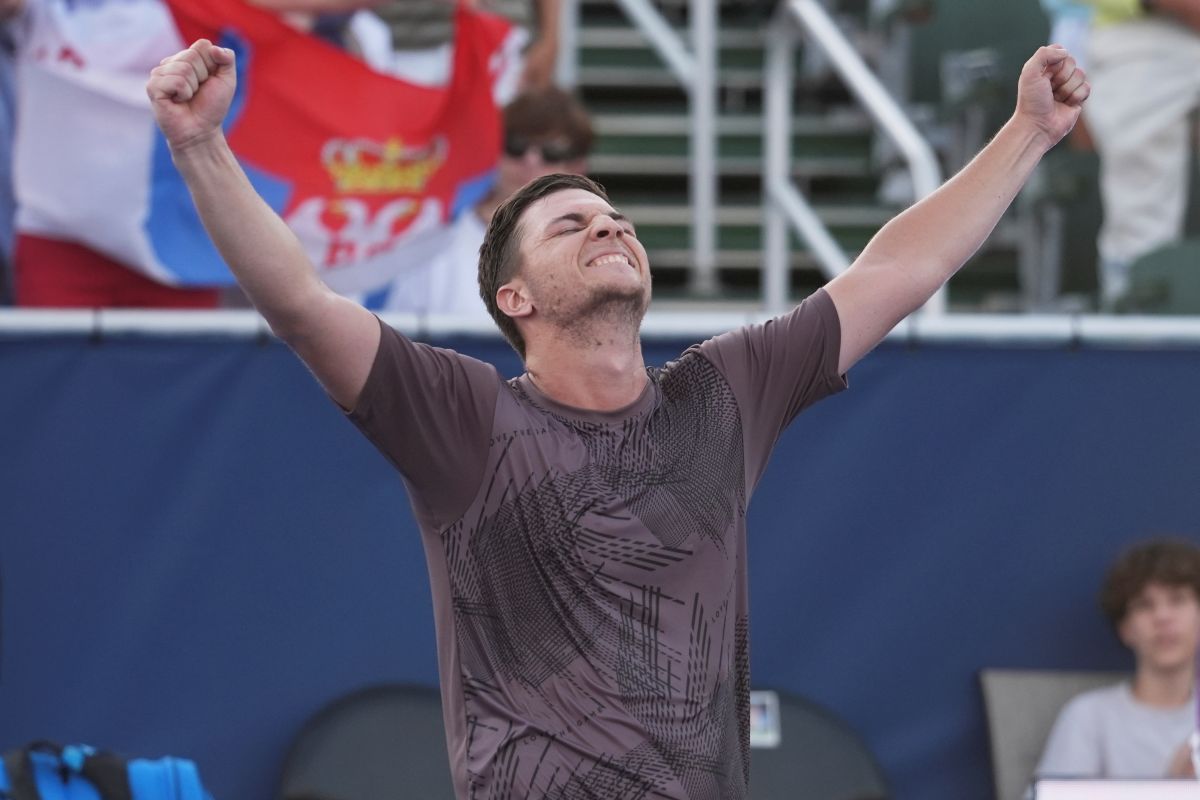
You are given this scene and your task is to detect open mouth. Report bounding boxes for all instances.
[587,253,635,269]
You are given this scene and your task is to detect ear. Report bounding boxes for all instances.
[496,278,534,320]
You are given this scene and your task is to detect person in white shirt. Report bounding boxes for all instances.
[1078,0,1200,308]
[1037,538,1200,779]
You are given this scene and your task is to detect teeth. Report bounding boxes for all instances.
[590,254,632,268]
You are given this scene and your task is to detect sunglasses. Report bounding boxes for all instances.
[503,135,584,163]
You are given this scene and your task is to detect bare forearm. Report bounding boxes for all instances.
[857,115,1051,293]
[826,45,1086,373]
[171,135,325,335]
[535,0,561,45]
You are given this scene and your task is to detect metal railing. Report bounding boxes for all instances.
[559,0,719,296]
[764,0,945,314]
[5,308,1200,348]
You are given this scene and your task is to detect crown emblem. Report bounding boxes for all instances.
[322,137,447,194]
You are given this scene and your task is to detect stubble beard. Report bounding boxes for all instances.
[547,280,652,348]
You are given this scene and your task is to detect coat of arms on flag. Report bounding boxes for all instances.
[12,0,511,293]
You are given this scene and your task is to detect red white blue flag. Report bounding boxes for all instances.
[13,0,510,291]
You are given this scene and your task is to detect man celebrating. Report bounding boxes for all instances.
[146,41,1088,799]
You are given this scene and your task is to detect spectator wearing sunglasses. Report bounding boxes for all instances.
[354,85,593,317]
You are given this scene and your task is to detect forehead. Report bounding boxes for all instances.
[522,188,616,227]
[507,126,573,142]
[1132,581,1197,601]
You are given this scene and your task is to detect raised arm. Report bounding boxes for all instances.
[521,0,562,89]
[824,45,1090,374]
[146,40,379,410]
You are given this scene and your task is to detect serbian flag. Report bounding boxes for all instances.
[12,0,509,292]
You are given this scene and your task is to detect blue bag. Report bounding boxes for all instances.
[0,742,211,800]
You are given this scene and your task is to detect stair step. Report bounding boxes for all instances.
[645,249,828,271]
[577,65,767,89]
[632,217,879,253]
[580,46,783,71]
[578,25,766,49]
[593,131,870,161]
[589,154,872,178]
[579,0,760,7]
[577,0,785,33]
[621,203,890,227]
[592,111,871,137]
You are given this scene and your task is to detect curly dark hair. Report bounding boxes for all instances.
[477,173,611,359]
[1099,538,1200,629]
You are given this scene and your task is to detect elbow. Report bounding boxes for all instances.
[258,285,334,346]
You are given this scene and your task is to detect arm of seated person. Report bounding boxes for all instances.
[1167,739,1196,778]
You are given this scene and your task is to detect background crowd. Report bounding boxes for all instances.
[0,0,1196,313]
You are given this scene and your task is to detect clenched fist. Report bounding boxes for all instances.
[146,39,237,154]
[1014,45,1091,148]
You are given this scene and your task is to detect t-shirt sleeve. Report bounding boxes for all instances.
[347,316,500,528]
[1036,694,1103,778]
[694,288,847,489]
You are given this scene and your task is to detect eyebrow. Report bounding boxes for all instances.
[548,210,630,228]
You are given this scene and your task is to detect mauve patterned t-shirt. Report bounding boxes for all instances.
[349,289,846,800]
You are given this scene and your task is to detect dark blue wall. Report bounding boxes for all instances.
[2,331,1198,800]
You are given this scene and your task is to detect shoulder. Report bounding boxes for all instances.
[1057,682,1128,723]
[687,288,845,398]
[701,288,838,349]
[368,320,503,402]
[657,347,733,397]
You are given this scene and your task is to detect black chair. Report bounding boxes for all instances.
[1124,239,1200,314]
[751,689,889,800]
[278,684,453,800]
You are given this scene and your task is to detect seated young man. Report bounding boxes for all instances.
[1037,538,1200,779]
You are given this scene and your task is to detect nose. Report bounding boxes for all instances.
[1149,600,1177,624]
[589,215,623,240]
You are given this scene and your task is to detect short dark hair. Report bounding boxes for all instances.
[504,86,594,158]
[477,173,611,359]
[1099,538,1200,629]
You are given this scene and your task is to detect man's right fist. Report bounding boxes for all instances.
[146,39,237,153]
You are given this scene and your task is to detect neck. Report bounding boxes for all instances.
[1132,663,1195,708]
[524,319,647,412]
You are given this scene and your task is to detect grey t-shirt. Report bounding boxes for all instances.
[349,289,845,799]
[1036,682,1195,778]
